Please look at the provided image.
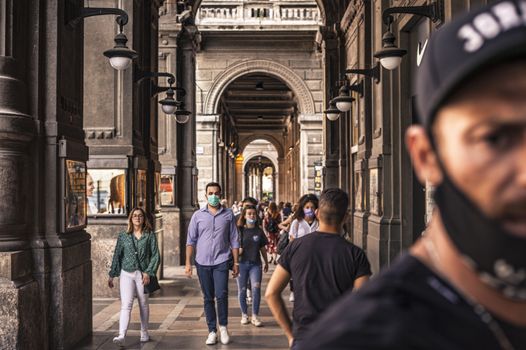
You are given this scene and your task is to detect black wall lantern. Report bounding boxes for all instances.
[324,100,341,121]
[65,0,138,70]
[346,62,381,84]
[374,0,444,70]
[332,79,364,114]
[135,70,188,120]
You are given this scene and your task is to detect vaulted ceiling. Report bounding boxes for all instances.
[220,74,297,132]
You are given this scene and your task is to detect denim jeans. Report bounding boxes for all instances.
[196,261,229,332]
[236,261,262,315]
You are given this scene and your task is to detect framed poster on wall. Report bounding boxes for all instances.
[87,169,127,215]
[65,160,87,230]
[160,174,175,206]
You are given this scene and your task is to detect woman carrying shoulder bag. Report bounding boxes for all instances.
[108,207,160,347]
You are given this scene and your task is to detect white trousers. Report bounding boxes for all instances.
[118,269,149,336]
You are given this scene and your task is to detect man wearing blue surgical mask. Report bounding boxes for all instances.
[186,182,240,346]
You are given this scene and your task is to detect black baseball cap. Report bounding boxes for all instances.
[416,0,526,129]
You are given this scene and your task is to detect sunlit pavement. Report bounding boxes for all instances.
[76,264,290,349]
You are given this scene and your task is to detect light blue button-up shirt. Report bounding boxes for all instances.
[186,205,240,266]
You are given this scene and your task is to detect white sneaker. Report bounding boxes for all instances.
[251,316,262,327]
[205,331,217,345]
[289,292,294,302]
[219,325,230,345]
[112,335,125,347]
[140,331,149,342]
[240,314,249,325]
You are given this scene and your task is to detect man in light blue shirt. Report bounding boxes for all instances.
[185,182,239,345]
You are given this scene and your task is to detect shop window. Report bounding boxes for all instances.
[87,169,127,215]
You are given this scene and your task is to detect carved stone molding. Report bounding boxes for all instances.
[204,59,316,116]
[85,128,116,139]
[192,0,327,25]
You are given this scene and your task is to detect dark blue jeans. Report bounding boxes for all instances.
[236,261,263,315]
[196,261,229,332]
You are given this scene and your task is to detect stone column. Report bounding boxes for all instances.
[234,155,243,203]
[277,157,285,201]
[177,25,199,264]
[196,114,220,199]
[258,166,264,200]
[320,26,340,189]
[299,114,324,194]
[0,42,40,350]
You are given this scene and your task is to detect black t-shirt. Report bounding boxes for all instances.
[239,226,268,264]
[278,231,371,342]
[299,254,526,350]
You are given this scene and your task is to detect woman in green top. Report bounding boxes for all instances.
[108,207,160,346]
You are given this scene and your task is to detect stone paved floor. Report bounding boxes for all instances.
[76,264,291,350]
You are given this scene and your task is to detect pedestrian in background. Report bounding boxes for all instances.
[108,207,160,347]
[186,182,240,345]
[266,188,370,349]
[287,194,319,302]
[236,205,269,327]
[264,202,282,264]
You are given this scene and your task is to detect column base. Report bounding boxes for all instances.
[0,251,43,350]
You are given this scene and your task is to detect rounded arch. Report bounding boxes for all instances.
[239,134,285,159]
[204,59,316,116]
[243,155,277,173]
[192,0,327,25]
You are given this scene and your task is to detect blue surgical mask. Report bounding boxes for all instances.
[207,194,220,207]
[246,218,256,225]
[304,208,315,218]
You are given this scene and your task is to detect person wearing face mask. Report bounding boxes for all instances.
[266,189,371,349]
[186,182,240,346]
[286,194,319,302]
[236,205,269,327]
[288,194,319,242]
[301,2,526,349]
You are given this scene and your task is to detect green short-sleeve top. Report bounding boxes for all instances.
[109,231,160,278]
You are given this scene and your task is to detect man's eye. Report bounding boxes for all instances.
[483,128,522,149]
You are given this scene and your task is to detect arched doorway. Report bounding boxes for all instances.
[242,139,279,201]
[244,155,276,201]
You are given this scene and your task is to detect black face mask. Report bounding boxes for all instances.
[434,172,526,300]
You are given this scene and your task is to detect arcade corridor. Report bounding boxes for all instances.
[0,0,497,349]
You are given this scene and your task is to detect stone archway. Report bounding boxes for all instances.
[204,59,316,116]
[239,134,284,160]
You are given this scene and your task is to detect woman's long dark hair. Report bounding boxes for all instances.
[237,205,257,228]
[126,207,153,233]
[294,194,319,221]
[267,202,280,220]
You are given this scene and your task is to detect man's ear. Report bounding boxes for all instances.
[405,126,443,186]
[315,208,319,218]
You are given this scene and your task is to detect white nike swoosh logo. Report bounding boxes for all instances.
[417,39,428,67]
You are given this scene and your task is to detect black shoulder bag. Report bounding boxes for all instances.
[131,233,161,294]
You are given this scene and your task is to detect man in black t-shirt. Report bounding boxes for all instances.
[301,2,526,349]
[265,188,371,348]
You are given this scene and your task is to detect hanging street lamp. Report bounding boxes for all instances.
[66,1,138,70]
